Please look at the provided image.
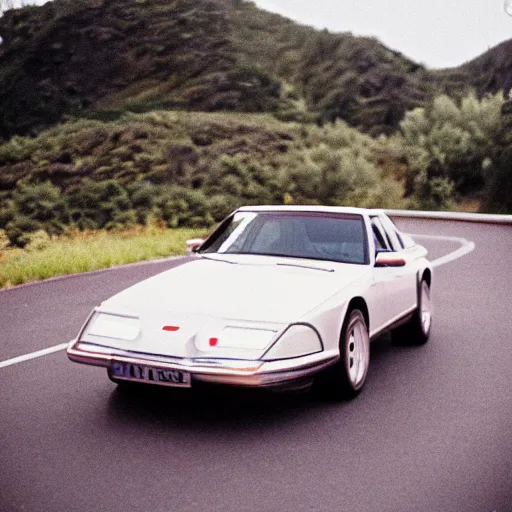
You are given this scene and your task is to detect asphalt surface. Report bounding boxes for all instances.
[0,219,511,512]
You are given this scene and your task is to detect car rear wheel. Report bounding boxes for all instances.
[315,309,370,401]
[392,279,432,346]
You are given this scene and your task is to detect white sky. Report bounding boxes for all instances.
[4,0,512,69]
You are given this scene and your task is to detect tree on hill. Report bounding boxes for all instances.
[399,91,506,209]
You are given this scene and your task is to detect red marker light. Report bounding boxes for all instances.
[209,337,218,347]
[162,326,180,332]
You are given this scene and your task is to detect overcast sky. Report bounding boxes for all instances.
[5,0,512,69]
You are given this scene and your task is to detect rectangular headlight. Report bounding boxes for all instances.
[217,327,276,350]
[86,313,140,341]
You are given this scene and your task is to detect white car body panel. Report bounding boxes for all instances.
[103,256,370,324]
[67,206,432,391]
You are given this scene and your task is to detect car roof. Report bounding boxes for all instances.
[236,205,385,217]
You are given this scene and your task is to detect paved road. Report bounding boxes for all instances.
[0,219,511,512]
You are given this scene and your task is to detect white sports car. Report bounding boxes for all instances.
[67,206,432,400]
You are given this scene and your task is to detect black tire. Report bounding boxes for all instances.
[314,309,370,401]
[392,279,432,346]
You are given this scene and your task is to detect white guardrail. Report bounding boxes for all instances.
[386,209,512,225]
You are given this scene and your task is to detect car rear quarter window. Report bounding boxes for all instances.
[379,215,416,250]
[378,215,406,251]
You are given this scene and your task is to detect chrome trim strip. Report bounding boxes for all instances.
[194,357,338,387]
[67,340,339,386]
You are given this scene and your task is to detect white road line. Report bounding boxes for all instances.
[0,234,476,370]
[0,343,68,369]
[409,233,476,268]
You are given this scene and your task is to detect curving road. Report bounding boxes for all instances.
[0,219,511,512]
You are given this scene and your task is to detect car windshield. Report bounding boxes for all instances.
[199,211,368,264]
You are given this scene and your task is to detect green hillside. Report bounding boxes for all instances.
[0,0,290,139]
[433,39,512,99]
[0,110,410,245]
[1,0,511,139]
[230,1,433,136]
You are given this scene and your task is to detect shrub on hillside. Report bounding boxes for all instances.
[67,180,134,230]
[399,91,505,208]
[4,216,44,247]
[153,187,213,228]
[203,154,277,203]
[1,181,69,245]
[274,121,405,208]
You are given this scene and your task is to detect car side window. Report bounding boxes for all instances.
[370,218,391,252]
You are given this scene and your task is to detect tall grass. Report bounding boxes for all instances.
[0,226,205,288]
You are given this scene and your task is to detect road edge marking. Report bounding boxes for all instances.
[410,233,475,268]
[0,343,68,369]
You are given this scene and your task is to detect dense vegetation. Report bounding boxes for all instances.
[398,92,507,210]
[0,0,510,251]
[0,0,293,139]
[0,89,509,247]
[0,111,407,245]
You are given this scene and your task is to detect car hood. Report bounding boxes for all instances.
[103,256,369,324]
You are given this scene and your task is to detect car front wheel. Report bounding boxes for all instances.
[315,309,370,401]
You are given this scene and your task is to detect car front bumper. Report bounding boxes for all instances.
[67,340,339,389]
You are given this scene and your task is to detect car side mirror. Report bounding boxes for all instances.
[186,238,204,254]
[375,252,406,268]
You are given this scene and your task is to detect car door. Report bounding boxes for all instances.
[377,214,418,319]
[368,216,398,332]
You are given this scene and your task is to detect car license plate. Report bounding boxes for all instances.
[111,362,191,388]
